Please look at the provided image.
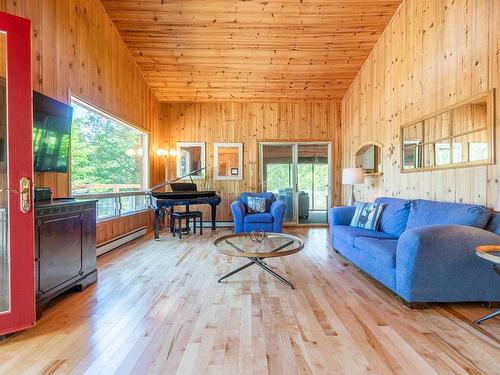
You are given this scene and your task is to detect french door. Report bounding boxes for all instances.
[0,12,35,336]
[259,142,331,225]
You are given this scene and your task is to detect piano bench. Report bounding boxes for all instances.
[171,211,203,239]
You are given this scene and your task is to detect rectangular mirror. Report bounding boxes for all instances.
[176,142,206,179]
[214,143,243,180]
[401,90,494,172]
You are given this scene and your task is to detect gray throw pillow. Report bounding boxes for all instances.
[349,202,386,231]
[247,196,267,213]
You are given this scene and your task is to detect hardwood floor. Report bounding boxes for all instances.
[0,227,499,374]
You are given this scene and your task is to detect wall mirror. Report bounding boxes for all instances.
[214,143,243,180]
[355,142,383,175]
[401,91,494,172]
[176,142,206,179]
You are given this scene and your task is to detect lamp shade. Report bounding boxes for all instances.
[495,189,500,211]
[342,168,364,185]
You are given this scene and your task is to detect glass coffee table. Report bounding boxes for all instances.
[213,232,304,289]
[475,245,500,324]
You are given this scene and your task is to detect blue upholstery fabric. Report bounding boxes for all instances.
[332,237,396,291]
[231,192,286,233]
[485,212,500,235]
[244,213,273,223]
[328,206,356,226]
[332,225,395,247]
[353,237,398,268]
[329,200,500,303]
[396,225,500,302]
[238,192,275,213]
[406,199,490,230]
[374,197,412,237]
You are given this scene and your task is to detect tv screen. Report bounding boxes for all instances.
[33,91,73,173]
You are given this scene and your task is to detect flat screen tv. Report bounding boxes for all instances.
[33,91,73,173]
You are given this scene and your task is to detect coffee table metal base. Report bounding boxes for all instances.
[218,257,294,289]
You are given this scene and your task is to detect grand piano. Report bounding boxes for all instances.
[147,169,221,239]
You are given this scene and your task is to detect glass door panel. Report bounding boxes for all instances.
[0,32,7,313]
[297,144,330,224]
[260,144,295,223]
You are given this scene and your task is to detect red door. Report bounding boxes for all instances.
[0,12,34,336]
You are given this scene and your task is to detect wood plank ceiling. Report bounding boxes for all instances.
[100,0,402,102]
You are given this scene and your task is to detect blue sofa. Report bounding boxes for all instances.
[231,192,286,233]
[329,197,500,305]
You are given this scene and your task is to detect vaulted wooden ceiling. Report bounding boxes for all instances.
[101,0,402,102]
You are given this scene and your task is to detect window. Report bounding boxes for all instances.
[70,98,149,220]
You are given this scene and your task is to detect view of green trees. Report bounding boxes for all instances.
[70,104,144,194]
[266,162,329,210]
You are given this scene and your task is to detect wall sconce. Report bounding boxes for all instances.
[156,148,177,157]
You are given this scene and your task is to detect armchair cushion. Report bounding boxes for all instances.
[238,192,275,213]
[406,199,490,230]
[244,213,273,223]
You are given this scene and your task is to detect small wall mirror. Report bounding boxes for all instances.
[401,91,494,172]
[214,143,243,180]
[176,142,206,179]
[355,142,383,175]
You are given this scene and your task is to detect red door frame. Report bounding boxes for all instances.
[0,12,34,336]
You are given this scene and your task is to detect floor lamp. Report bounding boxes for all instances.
[342,168,364,206]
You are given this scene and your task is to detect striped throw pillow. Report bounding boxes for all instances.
[349,202,386,231]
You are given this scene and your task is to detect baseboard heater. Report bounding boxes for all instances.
[96,226,147,257]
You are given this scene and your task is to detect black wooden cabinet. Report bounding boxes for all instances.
[35,199,97,316]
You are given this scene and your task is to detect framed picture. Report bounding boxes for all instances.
[214,143,243,180]
[176,142,206,179]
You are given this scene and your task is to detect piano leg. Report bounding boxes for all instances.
[154,209,160,240]
[211,204,217,230]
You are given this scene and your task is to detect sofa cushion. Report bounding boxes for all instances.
[353,237,398,268]
[332,225,396,247]
[349,202,385,231]
[406,199,491,230]
[485,212,500,235]
[374,197,412,237]
[244,213,273,223]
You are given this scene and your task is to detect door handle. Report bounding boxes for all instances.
[19,177,31,213]
[0,178,31,213]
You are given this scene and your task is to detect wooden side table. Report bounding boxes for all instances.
[475,245,500,324]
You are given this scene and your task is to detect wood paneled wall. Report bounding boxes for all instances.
[341,0,500,207]
[0,0,162,243]
[0,0,161,196]
[157,102,342,221]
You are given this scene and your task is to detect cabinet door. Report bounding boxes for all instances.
[38,215,83,294]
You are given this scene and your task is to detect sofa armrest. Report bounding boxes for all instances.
[328,206,355,226]
[231,200,246,233]
[270,200,286,232]
[396,224,500,302]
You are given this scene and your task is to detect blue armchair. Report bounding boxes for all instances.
[231,192,286,233]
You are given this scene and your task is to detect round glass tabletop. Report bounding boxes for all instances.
[213,232,304,258]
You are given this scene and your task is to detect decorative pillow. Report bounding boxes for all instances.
[247,196,267,213]
[349,202,386,231]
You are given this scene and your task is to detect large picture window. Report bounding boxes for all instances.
[70,98,149,220]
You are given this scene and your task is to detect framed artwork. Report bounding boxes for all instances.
[214,143,243,180]
[176,142,206,179]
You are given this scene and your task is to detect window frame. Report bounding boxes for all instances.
[69,96,150,221]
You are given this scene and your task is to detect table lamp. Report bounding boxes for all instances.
[342,168,364,206]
